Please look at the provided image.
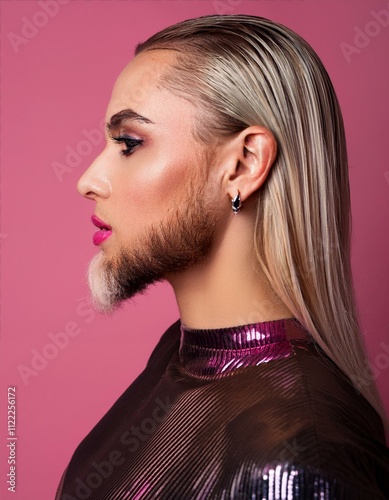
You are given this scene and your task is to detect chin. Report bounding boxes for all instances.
[87,252,122,314]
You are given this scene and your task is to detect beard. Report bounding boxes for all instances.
[87,181,221,313]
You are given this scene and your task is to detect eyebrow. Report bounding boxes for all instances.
[105,108,154,133]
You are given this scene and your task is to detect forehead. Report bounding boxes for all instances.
[105,49,196,130]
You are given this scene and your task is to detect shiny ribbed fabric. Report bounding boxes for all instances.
[56,317,389,499]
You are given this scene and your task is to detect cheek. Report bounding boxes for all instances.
[112,147,200,229]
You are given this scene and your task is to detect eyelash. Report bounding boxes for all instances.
[110,134,144,157]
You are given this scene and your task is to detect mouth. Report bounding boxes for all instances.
[91,215,112,246]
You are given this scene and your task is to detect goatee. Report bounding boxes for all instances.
[87,184,221,313]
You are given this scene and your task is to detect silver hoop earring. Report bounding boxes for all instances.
[231,191,242,215]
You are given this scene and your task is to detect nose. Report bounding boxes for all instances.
[77,155,111,200]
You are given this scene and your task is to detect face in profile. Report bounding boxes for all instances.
[77,49,224,312]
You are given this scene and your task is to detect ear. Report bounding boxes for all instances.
[224,126,277,203]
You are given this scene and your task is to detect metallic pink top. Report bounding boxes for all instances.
[179,317,313,377]
[56,317,389,499]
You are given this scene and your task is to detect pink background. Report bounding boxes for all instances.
[1,1,388,498]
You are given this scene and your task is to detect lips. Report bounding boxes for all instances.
[91,215,112,246]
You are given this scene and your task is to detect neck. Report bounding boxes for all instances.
[167,208,293,330]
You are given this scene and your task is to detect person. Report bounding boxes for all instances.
[55,14,389,500]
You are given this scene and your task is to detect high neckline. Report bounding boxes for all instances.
[178,317,314,378]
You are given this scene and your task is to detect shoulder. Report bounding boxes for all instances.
[218,459,389,499]
[146,318,181,368]
[216,341,389,499]
[96,318,181,416]
[219,419,389,499]
[59,320,181,466]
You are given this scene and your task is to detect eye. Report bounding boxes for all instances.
[110,134,144,157]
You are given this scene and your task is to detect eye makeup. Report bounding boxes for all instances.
[110,133,144,157]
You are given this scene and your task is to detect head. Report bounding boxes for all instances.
[77,14,386,423]
[78,21,278,315]
[78,49,226,313]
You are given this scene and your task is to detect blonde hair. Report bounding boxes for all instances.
[135,15,387,429]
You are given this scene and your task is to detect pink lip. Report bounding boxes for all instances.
[91,215,112,246]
